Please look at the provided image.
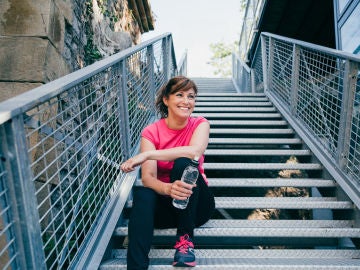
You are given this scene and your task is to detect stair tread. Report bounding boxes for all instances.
[195,107,276,112]
[208,138,301,144]
[205,149,310,155]
[196,97,269,101]
[207,178,336,187]
[204,163,322,170]
[210,128,294,134]
[100,257,360,269]
[196,102,273,106]
[115,226,360,238]
[214,196,353,209]
[193,113,282,118]
[209,120,287,125]
[111,248,360,259]
[136,178,335,187]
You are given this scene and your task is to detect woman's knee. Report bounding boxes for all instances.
[170,157,192,182]
[132,187,157,209]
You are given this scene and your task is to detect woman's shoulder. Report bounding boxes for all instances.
[189,116,208,125]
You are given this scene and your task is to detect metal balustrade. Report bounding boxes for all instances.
[233,32,360,208]
[0,33,181,270]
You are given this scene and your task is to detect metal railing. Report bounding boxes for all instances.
[234,32,360,208]
[0,33,182,270]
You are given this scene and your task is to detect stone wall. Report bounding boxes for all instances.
[0,0,145,102]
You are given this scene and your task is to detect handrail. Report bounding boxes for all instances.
[235,32,360,208]
[0,33,179,269]
[0,33,174,125]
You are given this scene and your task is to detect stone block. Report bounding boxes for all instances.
[0,82,42,103]
[0,0,68,51]
[0,36,70,83]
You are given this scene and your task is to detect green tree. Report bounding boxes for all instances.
[208,41,238,77]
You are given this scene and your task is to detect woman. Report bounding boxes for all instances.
[121,76,215,269]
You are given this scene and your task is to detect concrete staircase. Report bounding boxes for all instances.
[99,78,360,269]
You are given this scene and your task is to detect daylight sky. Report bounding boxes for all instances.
[142,0,243,77]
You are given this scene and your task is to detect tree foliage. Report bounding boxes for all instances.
[209,41,238,77]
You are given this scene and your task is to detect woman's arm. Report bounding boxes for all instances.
[120,121,210,172]
[120,121,210,199]
[131,137,195,200]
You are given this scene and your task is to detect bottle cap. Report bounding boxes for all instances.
[191,158,199,166]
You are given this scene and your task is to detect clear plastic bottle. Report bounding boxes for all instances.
[172,158,199,209]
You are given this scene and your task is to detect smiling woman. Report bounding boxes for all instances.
[120,76,215,268]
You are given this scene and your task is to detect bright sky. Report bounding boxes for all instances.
[142,0,243,77]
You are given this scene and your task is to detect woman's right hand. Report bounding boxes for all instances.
[120,152,147,172]
[168,180,196,200]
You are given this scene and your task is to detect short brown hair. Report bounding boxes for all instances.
[155,76,198,118]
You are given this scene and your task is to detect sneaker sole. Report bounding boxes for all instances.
[172,261,196,267]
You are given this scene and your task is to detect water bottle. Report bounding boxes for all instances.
[172,158,199,209]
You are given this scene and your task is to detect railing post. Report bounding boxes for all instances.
[2,117,46,269]
[337,60,358,170]
[162,35,171,81]
[290,44,300,115]
[147,44,156,115]
[267,37,275,92]
[119,60,132,158]
[250,69,256,93]
[261,35,270,91]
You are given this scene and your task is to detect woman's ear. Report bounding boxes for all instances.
[163,96,168,106]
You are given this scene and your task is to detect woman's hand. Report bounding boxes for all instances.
[120,152,147,172]
[167,180,196,200]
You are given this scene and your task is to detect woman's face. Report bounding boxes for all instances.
[163,88,196,119]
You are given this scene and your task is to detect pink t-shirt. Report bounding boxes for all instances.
[142,116,208,184]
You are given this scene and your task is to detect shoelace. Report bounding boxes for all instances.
[174,234,194,254]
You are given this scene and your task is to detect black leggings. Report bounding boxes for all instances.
[127,157,215,270]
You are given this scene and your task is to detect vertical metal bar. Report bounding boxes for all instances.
[290,44,300,115]
[267,37,275,92]
[250,69,256,93]
[119,60,131,158]
[337,60,358,169]
[162,37,170,82]
[4,116,46,269]
[147,44,156,117]
[261,35,269,91]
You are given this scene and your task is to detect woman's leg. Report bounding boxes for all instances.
[127,187,157,270]
[170,157,198,237]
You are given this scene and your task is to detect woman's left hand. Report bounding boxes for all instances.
[169,180,196,200]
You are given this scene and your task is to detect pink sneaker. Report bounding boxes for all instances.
[172,234,196,267]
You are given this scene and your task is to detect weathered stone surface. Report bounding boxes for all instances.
[0,37,69,82]
[0,82,42,103]
[0,0,51,36]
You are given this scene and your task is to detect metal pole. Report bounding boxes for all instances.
[290,44,300,115]
[337,60,358,170]
[261,35,269,92]
[3,116,46,269]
